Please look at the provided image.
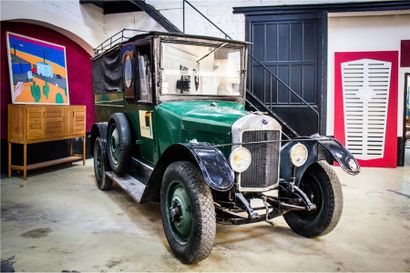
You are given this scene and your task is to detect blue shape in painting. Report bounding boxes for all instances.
[8,34,65,67]
[12,63,31,74]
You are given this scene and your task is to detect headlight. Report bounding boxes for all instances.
[290,143,308,167]
[229,147,252,173]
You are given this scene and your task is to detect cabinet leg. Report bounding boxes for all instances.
[83,135,86,166]
[23,143,27,179]
[8,142,11,178]
[70,139,73,156]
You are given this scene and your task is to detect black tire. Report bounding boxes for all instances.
[107,113,131,175]
[160,161,216,264]
[93,137,112,191]
[284,161,343,238]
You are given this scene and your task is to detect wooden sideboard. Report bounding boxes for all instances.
[8,104,86,178]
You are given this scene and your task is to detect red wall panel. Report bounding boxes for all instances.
[1,22,95,138]
[400,40,410,67]
[334,51,398,168]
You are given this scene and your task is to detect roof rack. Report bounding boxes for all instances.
[93,28,148,56]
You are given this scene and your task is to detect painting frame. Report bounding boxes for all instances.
[6,31,70,105]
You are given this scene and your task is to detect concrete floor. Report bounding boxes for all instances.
[1,160,409,272]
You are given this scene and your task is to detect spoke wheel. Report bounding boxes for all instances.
[283,161,343,238]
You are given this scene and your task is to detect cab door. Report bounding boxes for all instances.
[122,42,158,165]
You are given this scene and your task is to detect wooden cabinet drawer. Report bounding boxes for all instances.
[8,105,25,142]
[63,106,86,136]
[45,120,64,137]
[45,107,64,118]
[74,112,85,133]
[44,107,64,138]
[27,107,44,140]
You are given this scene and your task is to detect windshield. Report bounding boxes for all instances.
[160,42,244,97]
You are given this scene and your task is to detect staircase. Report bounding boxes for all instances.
[128,1,182,33]
[104,0,324,139]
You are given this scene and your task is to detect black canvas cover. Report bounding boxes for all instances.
[92,47,123,93]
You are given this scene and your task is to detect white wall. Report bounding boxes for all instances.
[0,0,165,55]
[327,12,410,137]
[104,12,165,39]
[1,1,104,54]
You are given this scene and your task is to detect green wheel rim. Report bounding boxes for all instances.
[109,126,120,165]
[165,180,193,245]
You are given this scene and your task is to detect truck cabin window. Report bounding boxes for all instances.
[161,42,242,96]
[138,53,152,102]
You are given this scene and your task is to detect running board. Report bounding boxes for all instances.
[106,171,146,203]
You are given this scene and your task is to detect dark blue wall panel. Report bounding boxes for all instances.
[246,13,325,135]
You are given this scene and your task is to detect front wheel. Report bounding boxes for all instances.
[160,161,216,264]
[283,161,343,238]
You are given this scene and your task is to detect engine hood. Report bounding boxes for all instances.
[156,100,247,133]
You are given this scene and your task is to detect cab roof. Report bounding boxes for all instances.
[129,31,250,45]
[93,29,250,58]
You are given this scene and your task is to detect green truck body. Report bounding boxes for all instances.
[91,31,360,264]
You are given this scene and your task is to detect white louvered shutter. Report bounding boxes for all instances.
[341,58,391,160]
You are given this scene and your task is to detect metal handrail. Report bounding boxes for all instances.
[94,28,148,55]
[248,55,320,135]
[245,91,294,139]
[181,0,320,133]
[248,55,320,117]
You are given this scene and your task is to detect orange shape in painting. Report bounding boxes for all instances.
[15,76,68,104]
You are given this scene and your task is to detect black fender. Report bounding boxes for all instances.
[280,134,360,186]
[315,136,360,175]
[141,142,234,203]
[90,122,108,153]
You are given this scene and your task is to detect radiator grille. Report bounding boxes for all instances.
[240,130,280,191]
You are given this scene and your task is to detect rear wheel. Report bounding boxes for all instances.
[107,113,131,175]
[160,161,216,264]
[284,161,343,238]
[93,137,112,190]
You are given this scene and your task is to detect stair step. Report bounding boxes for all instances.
[106,171,146,203]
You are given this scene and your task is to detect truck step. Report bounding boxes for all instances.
[106,171,146,203]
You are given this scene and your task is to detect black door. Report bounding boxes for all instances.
[246,13,326,135]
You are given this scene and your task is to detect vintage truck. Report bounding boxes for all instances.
[90,30,360,264]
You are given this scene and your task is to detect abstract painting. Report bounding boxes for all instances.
[6,32,70,104]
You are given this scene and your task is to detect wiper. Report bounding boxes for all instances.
[196,43,227,64]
